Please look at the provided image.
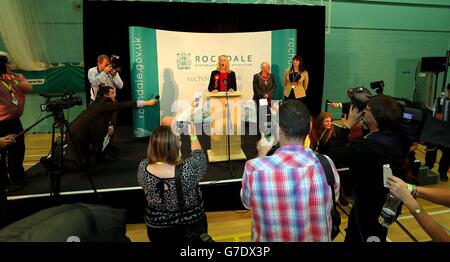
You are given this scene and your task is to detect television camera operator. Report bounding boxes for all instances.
[328,94,411,242]
[67,85,158,166]
[0,51,33,192]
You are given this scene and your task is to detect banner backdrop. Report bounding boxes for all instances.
[129,27,296,137]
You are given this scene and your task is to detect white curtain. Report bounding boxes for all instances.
[0,0,48,71]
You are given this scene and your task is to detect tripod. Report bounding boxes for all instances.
[49,109,98,197]
[24,110,98,198]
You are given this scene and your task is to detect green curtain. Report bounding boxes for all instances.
[15,64,85,94]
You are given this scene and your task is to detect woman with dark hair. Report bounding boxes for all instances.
[137,124,208,244]
[283,55,309,101]
[309,112,335,154]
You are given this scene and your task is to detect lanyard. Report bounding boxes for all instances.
[0,79,16,98]
[315,129,328,152]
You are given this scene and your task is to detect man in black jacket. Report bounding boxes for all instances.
[328,95,411,242]
[67,85,157,165]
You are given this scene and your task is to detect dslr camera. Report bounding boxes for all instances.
[40,92,82,112]
[110,55,122,73]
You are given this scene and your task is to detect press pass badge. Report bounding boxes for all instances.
[383,164,393,188]
[12,97,19,106]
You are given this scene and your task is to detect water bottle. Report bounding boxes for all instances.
[379,193,402,228]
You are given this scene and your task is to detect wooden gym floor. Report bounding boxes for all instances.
[22,133,449,242]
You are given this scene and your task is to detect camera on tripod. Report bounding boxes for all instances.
[40,92,82,112]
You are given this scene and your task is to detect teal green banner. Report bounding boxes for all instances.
[129,27,160,138]
[271,29,297,100]
[15,64,85,94]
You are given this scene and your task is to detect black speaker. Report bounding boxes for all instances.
[421,57,446,73]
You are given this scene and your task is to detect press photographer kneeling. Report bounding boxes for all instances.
[328,95,412,242]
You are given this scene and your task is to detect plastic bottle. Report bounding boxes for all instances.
[379,164,401,228]
[379,193,402,228]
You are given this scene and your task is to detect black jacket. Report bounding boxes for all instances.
[68,97,137,161]
[207,70,237,92]
[328,127,410,242]
[252,72,276,101]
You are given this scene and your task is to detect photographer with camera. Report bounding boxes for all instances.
[0,51,33,192]
[88,54,123,102]
[67,85,158,165]
[328,95,411,242]
[137,122,211,244]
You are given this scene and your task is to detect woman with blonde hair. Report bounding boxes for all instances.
[208,55,237,92]
[309,112,335,154]
[137,124,208,244]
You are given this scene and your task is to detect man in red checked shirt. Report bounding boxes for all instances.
[241,100,340,242]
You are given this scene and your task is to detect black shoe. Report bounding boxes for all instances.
[440,174,448,182]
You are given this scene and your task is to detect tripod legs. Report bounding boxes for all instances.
[46,116,99,198]
[64,120,99,197]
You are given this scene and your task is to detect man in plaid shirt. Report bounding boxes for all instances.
[241,100,340,242]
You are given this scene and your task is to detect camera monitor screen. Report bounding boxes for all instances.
[403,112,413,120]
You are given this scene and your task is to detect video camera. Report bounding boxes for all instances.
[396,98,430,141]
[110,55,121,73]
[342,87,372,115]
[370,80,385,95]
[40,92,82,112]
[339,84,428,141]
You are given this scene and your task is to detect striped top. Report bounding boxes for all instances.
[241,145,340,242]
